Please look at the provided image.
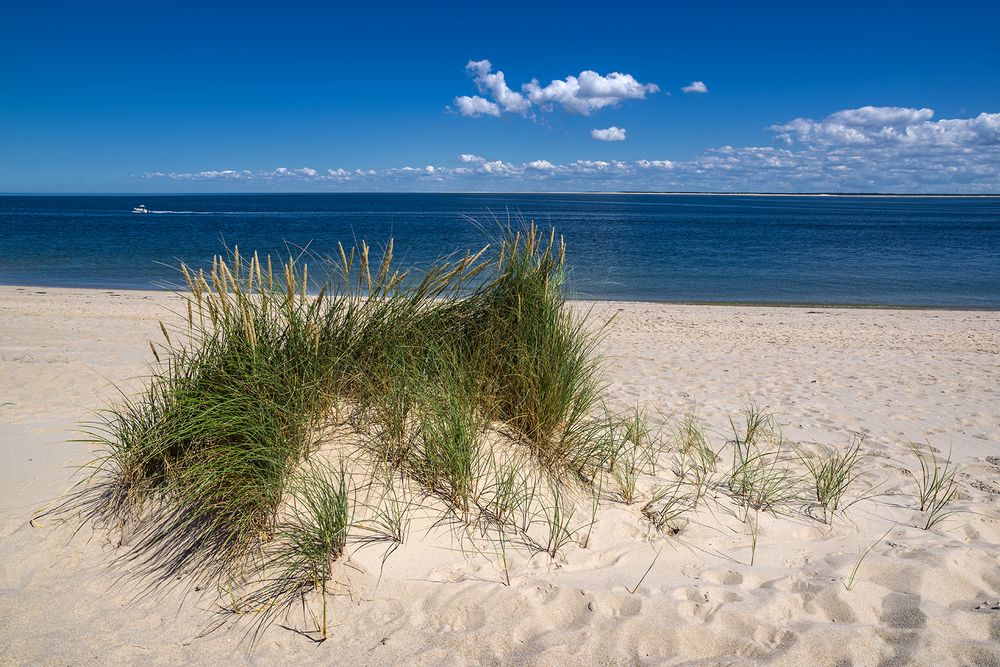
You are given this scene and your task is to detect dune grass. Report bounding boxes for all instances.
[605,407,663,504]
[77,261,342,581]
[475,449,540,534]
[541,486,578,558]
[845,525,895,591]
[911,444,961,530]
[800,436,866,523]
[642,482,691,535]
[671,413,718,509]
[356,470,414,547]
[727,403,801,519]
[61,224,643,637]
[243,460,353,641]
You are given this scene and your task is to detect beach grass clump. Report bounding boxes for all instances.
[800,435,866,523]
[602,407,663,504]
[356,470,414,547]
[675,413,718,472]
[414,367,484,514]
[464,230,605,466]
[726,403,801,518]
[475,449,540,534]
[671,413,718,508]
[79,253,343,580]
[63,223,651,636]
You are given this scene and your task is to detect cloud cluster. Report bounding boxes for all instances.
[591,126,626,141]
[452,60,531,117]
[453,60,658,117]
[453,95,500,118]
[523,70,659,115]
[144,107,1000,193]
[143,167,379,182]
[772,106,1000,148]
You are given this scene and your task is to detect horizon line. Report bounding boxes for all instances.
[2,191,999,197]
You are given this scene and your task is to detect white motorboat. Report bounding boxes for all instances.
[132,204,149,214]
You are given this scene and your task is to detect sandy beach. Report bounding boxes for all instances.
[1,284,998,666]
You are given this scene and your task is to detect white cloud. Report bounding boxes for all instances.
[771,106,1000,148]
[637,160,674,170]
[591,126,626,141]
[682,80,708,94]
[480,159,515,174]
[569,159,628,172]
[275,166,321,178]
[143,108,1000,193]
[465,60,531,115]
[827,106,933,128]
[454,95,500,117]
[453,60,658,117]
[190,170,250,179]
[524,70,659,115]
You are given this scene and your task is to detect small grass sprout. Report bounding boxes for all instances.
[846,526,894,591]
[642,482,690,535]
[541,486,578,559]
[800,435,866,523]
[727,404,801,518]
[601,407,662,504]
[672,413,718,508]
[476,451,539,534]
[912,444,961,530]
[358,473,413,547]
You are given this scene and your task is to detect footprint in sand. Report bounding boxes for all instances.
[702,569,743,586]
[592,592,642,618]
[672,586,720,623]
[880,593,927,630]
[418,598,487,634]
[680,564,702,580]
[814,588,858,624]
[876,592,926,667]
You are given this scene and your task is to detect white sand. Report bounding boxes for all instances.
[1,285,998,665]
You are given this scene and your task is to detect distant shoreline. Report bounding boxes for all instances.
[2,191,999,198]
[467,191,1000,198]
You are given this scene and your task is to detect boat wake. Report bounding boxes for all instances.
[138,210,254,215]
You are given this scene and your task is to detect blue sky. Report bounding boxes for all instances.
[2,1,998,193]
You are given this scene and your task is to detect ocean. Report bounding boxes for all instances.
[1,193,998,308]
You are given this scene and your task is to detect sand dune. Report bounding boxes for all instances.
[1,285,998,666]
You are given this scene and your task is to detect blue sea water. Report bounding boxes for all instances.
[1,193,998,308]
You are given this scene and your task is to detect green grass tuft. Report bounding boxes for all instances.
[911,444,961,530]
[800,435,866,523]
[727,402,801,518]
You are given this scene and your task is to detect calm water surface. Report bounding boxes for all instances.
[1,194,998,307]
